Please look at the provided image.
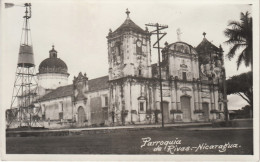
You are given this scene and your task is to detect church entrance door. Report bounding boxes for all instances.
[181,96,191,122]
[78,106,86,124]
[202,102,209,121]
[162,102,169,123]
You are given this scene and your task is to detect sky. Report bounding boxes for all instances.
[0,0,254,110]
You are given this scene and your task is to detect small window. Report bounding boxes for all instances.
[42,104,45,113]
[139,69,142,76]
[60,102,64,112]
[183,72,187,80]
[140,102,144,112]
[105,96,108,107]
[59,112,63,120]
[219,104,222,111]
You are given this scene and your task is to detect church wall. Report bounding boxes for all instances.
[40,96,72,121]
[164,81,223,122]
[169,55,176,77]
[170,83,177,111]
[109,81,155,124]
[123,82,131,123]
[87,89,109,125]
[152,82,171,122]
[128,83,141,123]
[90,97,102,124]
[37,73,68,90]
[194,58,200,79]
[108,31,151,80]
[200,83,222,121]
[168,54,193,81]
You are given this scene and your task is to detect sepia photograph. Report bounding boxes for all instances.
[1,0,259,161]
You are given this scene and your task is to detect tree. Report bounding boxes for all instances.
[226,71,252,107]
[224,12,252,70]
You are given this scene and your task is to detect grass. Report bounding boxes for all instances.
[6,128,253,154]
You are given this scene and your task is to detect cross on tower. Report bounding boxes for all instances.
[126,8,130,18]
[203,32,206,38]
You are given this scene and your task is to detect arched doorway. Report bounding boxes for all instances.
[202,102,209,121]
[181,96,191,122]
[78,106,86,124]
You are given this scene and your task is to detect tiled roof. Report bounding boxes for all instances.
[38,84,74,102]
[196,38,219,53]
[88,75,109,92]
[38,76,109,102]
[113,18,147,34]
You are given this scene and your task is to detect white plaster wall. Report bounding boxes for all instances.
[108,31,151,80]
[130,84,141,122]
[168,53,200,81]
[37,73,68,90]
[124,82,131,122]
[40,96,72,121]
[73,89,109,125]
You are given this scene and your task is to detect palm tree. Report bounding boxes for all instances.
[224,11,252,70]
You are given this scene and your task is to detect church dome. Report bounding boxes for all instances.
[38,45,68,74]
[166,41,198,55]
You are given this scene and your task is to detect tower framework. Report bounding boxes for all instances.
[6,3,40,128]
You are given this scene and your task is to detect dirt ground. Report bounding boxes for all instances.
[6,128,253,154]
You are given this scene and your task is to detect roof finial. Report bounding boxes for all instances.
[203,32,206,38]
[126,8,130,18]
[52,44,55,50]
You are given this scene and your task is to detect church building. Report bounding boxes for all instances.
[35,9,225,128]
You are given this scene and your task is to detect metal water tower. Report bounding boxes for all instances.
[7,3,38,128]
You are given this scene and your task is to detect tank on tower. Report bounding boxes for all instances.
[18,44,34,67]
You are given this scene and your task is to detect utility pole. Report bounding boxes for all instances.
[223,68,229,124]
[219,45,228,124]
[145,23,168,128]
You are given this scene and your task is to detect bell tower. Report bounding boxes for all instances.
[106,9,153,125]
[107,9,152,80]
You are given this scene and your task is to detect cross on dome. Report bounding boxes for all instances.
[177,28,182,41]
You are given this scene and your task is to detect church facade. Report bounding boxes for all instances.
[34,10,225,128]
